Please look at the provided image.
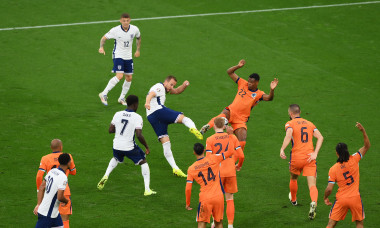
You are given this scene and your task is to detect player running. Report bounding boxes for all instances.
[324,122,370,228]
[280,104,324,220]
[36,139,76,228]
[34,153,71,228]
[206,117,244,228]
[97,95,155,196]
[200,59,278,154]
[185,143,235,228]
[145,75,203,177]
[98,13,141,106]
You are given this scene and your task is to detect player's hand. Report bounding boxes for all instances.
[33,204,39,215]
[235,164,241,171]
[145,103,150,110]
[238,59,246,68]
[356,122,365,131]
[324,198,332,206]
[307,152,317,163]
[280,150,287,159]
[185,206,193,210]
[98,47,105,55]
[134,50,140,58]
[270,78,279,90]
[183,80,190,87]
[145,148,150,155]
[226,126,234,135]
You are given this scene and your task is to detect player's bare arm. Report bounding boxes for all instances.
[227,59,245,82]
[280,128,293,159]
[323,183,334,206]
[134,37,141,57]
[57,189,69,206]
[109,124,116,133]
[145,91,157,110]
[99,36,107,55]
[308,129,324,163]
[262,78,279,101]
[356,122,370,156]
[185,181,193,210]
[170,80,189,94]
[136,129,150,154]
[34,180,46,215]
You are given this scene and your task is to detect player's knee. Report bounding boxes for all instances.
[138,159,147,165]
[115,73,124,80]
[125,74,132,81]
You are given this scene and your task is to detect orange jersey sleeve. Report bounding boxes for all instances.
[186,167,194,207]
[286,118,317,160]
[68,154,76,175]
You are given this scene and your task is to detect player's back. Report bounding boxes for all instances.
[112,110,143,151]
[285,117,316,160]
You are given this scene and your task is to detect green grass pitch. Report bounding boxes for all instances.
[0,0,379,227]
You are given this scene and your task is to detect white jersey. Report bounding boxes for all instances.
[105,24,140,60]
[146,83,167,116]
[111,110,143,151]
[38,168,67,218]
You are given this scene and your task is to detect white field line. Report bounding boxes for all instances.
[1,1,379,31]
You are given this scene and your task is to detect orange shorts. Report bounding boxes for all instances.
[221,176,238,193]
[59,195,72,215]
[289,159,316,177]
[226,107,248,131]
[197,195,224,223]
[329,195,365,222]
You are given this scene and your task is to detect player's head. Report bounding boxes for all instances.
[336,142,350,163]
[120,13,131,28]
[58,153,71,168]
[214,117,226,132]
[126,95,139,111]
[288,104,301,119]
[163,75,177,92]
[51,139,63,152]
[193,143,205,156]
[248,73,260,90]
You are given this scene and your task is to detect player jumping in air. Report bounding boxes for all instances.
[280,104,324,220]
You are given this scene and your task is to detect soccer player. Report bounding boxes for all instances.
[324,122,370,228]
[34,153,71,228]
[145,75,203,177]
[206,117,244,228]
[98,13,141,106]
[97,95,155,196]
[185,143,235,228]
[200,59,278,155]
[280,104,324,220]
[36,139,76,228]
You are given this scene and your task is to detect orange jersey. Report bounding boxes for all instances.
[37,151,76,195]
[285,117,317,161]
[228,77,265,122]
[328,152,362,199]
[205,132,243,177]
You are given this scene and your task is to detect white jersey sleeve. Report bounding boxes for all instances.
[146,83,166,116]
[105,27,117,39]
[135,26,141,39]
[112,110,142,151]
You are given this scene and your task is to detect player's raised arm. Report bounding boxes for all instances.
[99,36,107,55]
[136,129,150,154]
[262,78,278,101]
[170,80,189,94]
[227,59,245,82]
[145,91,157,110]
[323,183,334,206]
[280,127,293,159]
[134,36,141,57]
[356,122,370,157]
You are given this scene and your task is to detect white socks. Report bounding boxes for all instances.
[141,163,150,191]
[162,141,179,170]
[105,157,119,177]
[102,76,120,95]
[182,117,196,129]
[119,80,131,100]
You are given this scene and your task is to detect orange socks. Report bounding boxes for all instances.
[207,114,226,128]
[289,179,298,202]
[63,220,70,228]
[226,199,235,225]
[309,185,318,204]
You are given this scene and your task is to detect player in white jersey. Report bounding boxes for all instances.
[97,95,156,196]
[145,75,203,178]
[34,153,71,228]
[98,13,141,106]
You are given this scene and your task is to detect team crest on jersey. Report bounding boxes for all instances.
[251,93,257,99]
[156,88,161,92]
[130,34,134,39]
[118,65,122,70]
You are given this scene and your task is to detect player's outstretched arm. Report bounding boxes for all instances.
[308,129,324,163]
[170,80,189,94]
[227,59,245,82]
[99,36,107,55]
[356,122,370,157]
[323,183,334,206]
[262,78,278,101]
[145,91,157,110]
[280,128,293,159]
[134,37,141,57]
[136,129,150,155]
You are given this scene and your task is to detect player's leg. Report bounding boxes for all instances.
[99,72,124,106]
[307,176,318,204]
[197,222,207,228]
[350,195,365,227]
[326,219,338,228]
[159,136,185,177]
[118,60,133,104]
[355,220,364,228]
[289,172,299,205]
[305,161,318,219]
[225,193,235,228]
[97,150,123,190]
[60,214,70,228]
[177,114,203,140]
[200,109,230,134]
[234,126,247,152]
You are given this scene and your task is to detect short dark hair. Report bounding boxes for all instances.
[58,153,71,166]
[121,13,130,19]
[289,104,301,114]
[194,143,204,155]
[336,143,350,163]
[214,117,225,128]
[165,75,177,82]
[249,73,260,81]
[126,95,139,106]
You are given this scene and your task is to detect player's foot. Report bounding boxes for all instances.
[97,175,108,190]
[118,98,127,106]
[190,128,203,140]
[173,168,187,178]
[289,192,297,206]
[308,201,317,220]
[99,93,108,106]
[199,124,210,135]
[144,189,157,196]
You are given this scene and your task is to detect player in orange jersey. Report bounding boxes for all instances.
[186,142,235,228]
[280,104,324,220]
[324,122,370,228]
[200,59,278,156]
[36,139,76,228]
[206,117,244,228]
